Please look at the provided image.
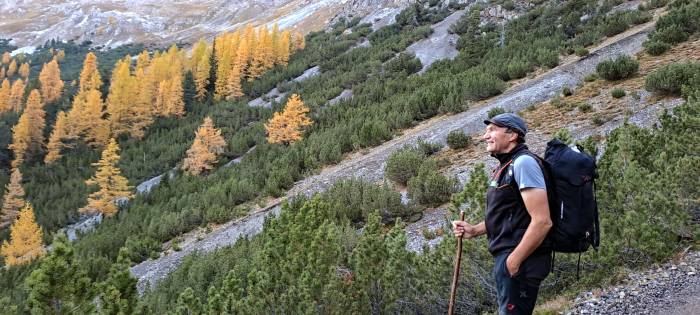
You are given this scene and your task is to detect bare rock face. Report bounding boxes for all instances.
[0,0,406,48]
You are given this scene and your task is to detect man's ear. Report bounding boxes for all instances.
[508,131,519,142]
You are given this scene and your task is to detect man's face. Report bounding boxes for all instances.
[483,124,517,154]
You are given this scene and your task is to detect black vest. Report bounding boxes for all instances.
[485,144,551,256]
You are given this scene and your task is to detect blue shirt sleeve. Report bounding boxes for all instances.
[512,155,546,190]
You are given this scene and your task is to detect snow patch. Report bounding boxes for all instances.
[10,46,36,56]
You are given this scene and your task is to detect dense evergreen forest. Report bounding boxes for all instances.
[0,0,699,313]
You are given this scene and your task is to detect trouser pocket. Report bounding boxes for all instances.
[494,253,551,314]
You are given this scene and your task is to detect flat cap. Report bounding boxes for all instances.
[483,112,527,135]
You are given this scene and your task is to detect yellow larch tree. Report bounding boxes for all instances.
[1,168,25,229]
[165,74,185,117]
[0,203,46,267]
[260,26,274,71]
[106,57,138,137]
[0,67,5,80]
[131,67,154,139]
[181,138,216,176]
[135,50,150,73]
[66,89,109,148]
[293,31,305,51]
[44,111,71,164]
[80,138,133,217]
[7,59,17,77]
[244,24,257,59]
[214,32,237,101]
[276,30,292,66]
[1,52,10,65]
[9,90,45,167]
[189,38,208,72]
[191,39,211,101]
[154,79,169,116]
[9,79,25,113]
[234,34,251,81]
[55,49,66,62]
[264,94,313,144]
[225,65,243,100]
[194,50,211,101]
[182,116,226,176]
[38,59,64,104]
[0,79,10,113]
[18,62,29,80]
[78,52,102,93]
[248,26,268,81]
[270,23,280,62]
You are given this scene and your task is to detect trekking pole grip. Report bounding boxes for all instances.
[448,211,466,315]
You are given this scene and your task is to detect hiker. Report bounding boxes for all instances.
[452,113,552,315]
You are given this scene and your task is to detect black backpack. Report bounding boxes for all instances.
[542,139,600,276]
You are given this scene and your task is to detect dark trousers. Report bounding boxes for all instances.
[493,251,551,315]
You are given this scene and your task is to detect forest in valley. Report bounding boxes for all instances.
[0,0,698,313]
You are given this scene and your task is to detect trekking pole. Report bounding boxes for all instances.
[448,211,466,315]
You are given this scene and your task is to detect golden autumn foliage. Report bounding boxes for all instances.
[105,55,156,139]
[191,39,212,101]
[277,30,292,66]
[0,67,5,80]
[67,89,109,148]
[182,117,226,176]
[80,138,133,217]
[7,59,17,77]
[264,94,313,144]
[1,52,10,65]
[1,168,25,229]
[106,57,138,137]
[8,79,25,113]
[44,111,72,164]
[65,53,110,148]
[0,79,10,113]
[293,31,306,51]
[136,50,150,72]
[18,62,29,79]
[0,203,45,266]
[209,23,300,99]
[39,59,64,104]
[79,52,102,93]
[9,90,45,168]
[55,49,66,62]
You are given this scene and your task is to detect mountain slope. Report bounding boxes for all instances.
[130,5,661,292]
[0,0,414,48]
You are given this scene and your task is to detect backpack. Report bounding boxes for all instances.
[543,139,600,253]
[542,139,600,277]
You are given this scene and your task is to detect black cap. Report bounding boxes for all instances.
[483,113,527,135]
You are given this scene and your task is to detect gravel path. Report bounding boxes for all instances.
[568,250,700,315]
[130,19,656,293]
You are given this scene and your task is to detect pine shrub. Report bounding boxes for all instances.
[611,88,626,98]
[562,86,573,96]
[649,24,689,45]
[644,40,671,56]
[596,55,639,80]
[407,159,458,207]
[416,139,444,156]
[645,61,700,95]
[461,71,506,100]
[575,47,589,57]
[507,59,530,80]
[385,147,425,185]
[487,107,506,118]
[446,130,471,149]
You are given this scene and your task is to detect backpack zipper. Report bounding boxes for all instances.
[560,201,564,220]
